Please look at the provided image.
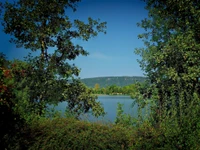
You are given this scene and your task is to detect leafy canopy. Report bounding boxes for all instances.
[1,0,106,118]
[135,0,200,125]
[133,1,200,148]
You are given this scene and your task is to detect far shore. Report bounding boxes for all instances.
[92,94,130,96]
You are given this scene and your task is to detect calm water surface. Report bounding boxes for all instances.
[54,95,145,122]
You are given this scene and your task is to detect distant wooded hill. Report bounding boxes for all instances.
[81,76,146,88]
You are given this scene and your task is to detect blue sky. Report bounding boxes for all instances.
[0,0,148,79]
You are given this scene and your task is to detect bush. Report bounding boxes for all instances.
[17,118,134,150]
[5,115,200,149]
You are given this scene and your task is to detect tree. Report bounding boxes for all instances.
[94,83,100,91]
[106,85,118,94]
[1,0,106,117]
[122,84,137,95]
[135,0,200,125]
[134,1,200,147]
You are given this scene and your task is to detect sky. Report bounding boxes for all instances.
[0,0,148,79]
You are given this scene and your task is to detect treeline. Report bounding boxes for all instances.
[91,83,138,95]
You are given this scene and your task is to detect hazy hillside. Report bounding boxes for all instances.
[81,76,146,88]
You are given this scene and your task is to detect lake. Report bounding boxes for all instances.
[53,95,148,123]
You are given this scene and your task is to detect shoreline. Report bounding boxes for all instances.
[93,94,130,96]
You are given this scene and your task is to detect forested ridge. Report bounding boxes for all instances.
[81,76,146,88]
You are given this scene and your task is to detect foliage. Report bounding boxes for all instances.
[133,0,200,148]
[1,0,106,118]
[115,103,137,127]
[10,117,135,150]
[2,0,200,149]
[94,83,100,90]
[0,53,25,149]
[64,80,105,117]
[91,83,140,95]
[9,116,199,150]
[135,0,200,117]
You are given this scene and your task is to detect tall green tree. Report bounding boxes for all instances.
[1,0,106,117]
[135,0,200,125]
[134,1,200,148]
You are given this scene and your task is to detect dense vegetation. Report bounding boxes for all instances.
[133,0,200,148]
[2,0,106,118]
[1,0,200,149]
[81,76,146,88]
[0,0,106,148]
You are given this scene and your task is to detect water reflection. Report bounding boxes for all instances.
[52,95,148,122]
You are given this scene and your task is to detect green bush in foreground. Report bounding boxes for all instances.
[20,118,135,150]
[3,117,188,150]
[4,113,200,150]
